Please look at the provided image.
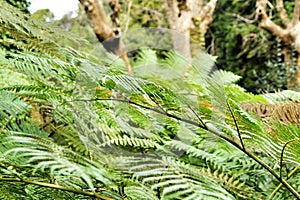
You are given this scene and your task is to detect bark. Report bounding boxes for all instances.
[292,0,300,25]
[256,0,300,90]
[164,0,217,59]
[197,0,217,36]
[79,0,133,75]
[164,0,193,59]
[296,54,300,87]
[276,0,289,27]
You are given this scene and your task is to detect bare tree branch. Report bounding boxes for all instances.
[198,0,217,35]
[256,0,300,89]
[256,0,292,44]
[79,0,133,75]
[109,0,121,28]
[276,0,290,27]
[292,0,300,25]
[164,0,217,59]
[164,0,193,59]
[79,0,111,41]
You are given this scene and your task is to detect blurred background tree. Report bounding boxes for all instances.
[255,0,300,90]
[206,0,294,93]
[31,9,55,22]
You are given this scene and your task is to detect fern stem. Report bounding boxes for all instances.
[226,100,245,150]
[72,98,300,199]
[187,104,207,128]
[0,177,114,200]
[270,164,300,198]
[280,139,296,180]
[241,150,300,199]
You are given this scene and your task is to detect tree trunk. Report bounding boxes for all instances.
[164,0,193,59]
[164,0,217,60]
[79,0,133,75]
[282,46,295,89]
[296,54,300,87]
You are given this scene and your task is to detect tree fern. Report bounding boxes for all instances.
[1,0,300,199]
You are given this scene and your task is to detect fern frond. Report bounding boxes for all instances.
[263,90,300,103]
[0,0,75,51]
[200,167,248,197]
[124,185,159,200]
[165,140,225,169]
[116,156,236,200]
[210,70,242,85]
[240,101,300,125]
[2,132,115,191]
[0,91,28,122]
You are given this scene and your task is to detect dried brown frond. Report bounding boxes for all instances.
[240,101,300,125]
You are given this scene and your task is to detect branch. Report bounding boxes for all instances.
[198,0,218,34]
[79,0,133,75]
[0,177,113,200]
[164,0,193,59]
[79,0,112,42]
[109,0,121,28]
[292,0,300,25]
[256,0,293,44]
[230,13,255,24]
[276,0,290,27]
[164,0,178,28]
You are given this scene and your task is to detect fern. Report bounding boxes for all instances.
[1,1,300,199]
[263,90,300,103]
[124,185,159,200]
[0,91,28,125]
[128,157,236,200]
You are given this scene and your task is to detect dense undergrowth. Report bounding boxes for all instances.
[0,1,300,199]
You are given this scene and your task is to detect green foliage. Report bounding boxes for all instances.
[0,91,28,126]
[0,1,300,199]
[207,0,292,93]
[263,90,300,103]
[31,9,55,22]
[120,0,166,28]
[5,0,30,13]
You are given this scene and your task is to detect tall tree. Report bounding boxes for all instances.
[207,0,288,94]
[164,0,217,59]
[79,0,133,74]
[256,0,300,90]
